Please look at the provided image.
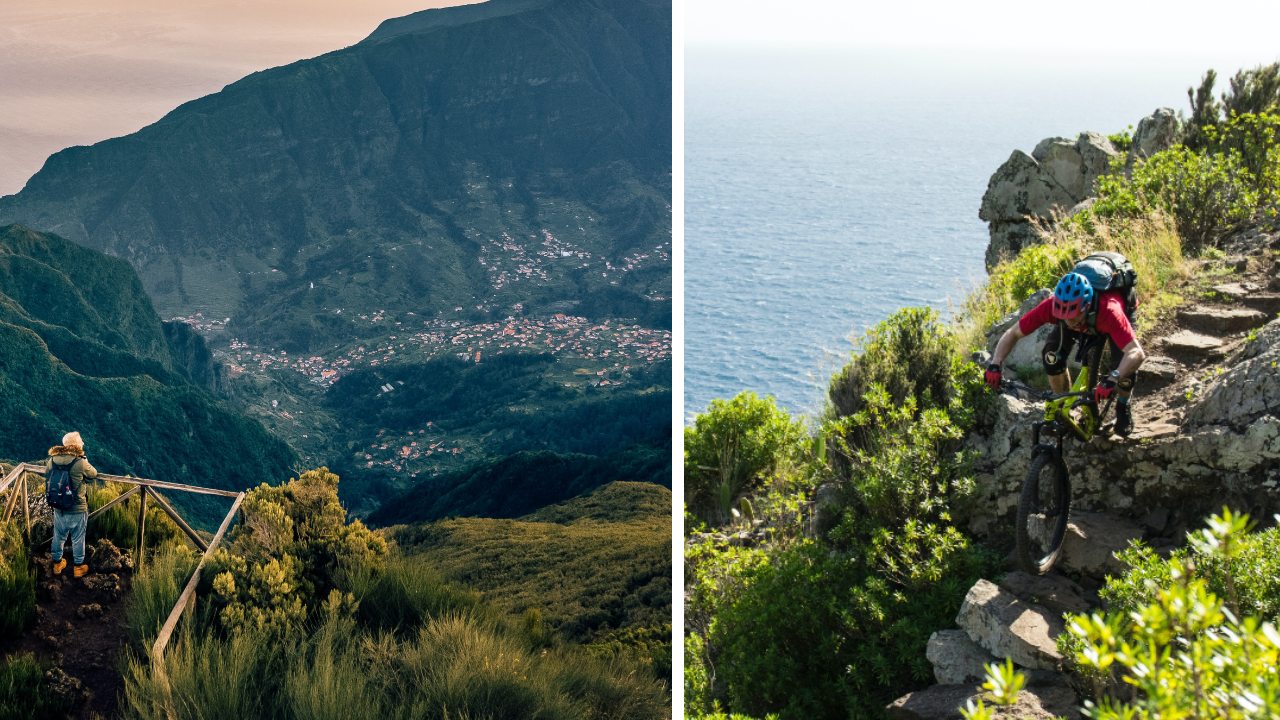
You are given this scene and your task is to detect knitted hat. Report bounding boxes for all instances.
[61,431,84,448]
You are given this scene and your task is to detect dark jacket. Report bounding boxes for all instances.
[45,445,98,514]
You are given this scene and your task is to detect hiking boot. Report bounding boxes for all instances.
[1114,402,1133,437]
[73,564,89,578]
[52,558,67,574]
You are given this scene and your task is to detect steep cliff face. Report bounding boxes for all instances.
[0,225,295,519]
[0,0,672,351]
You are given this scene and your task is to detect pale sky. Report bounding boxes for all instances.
[688,0,1280,65]
[0,0,476,196]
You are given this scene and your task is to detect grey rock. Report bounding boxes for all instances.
[1241,292,1280,316]
[1127,108,1180,171]
[1176,306,1269,335]
[986,290,1053,370]
[1187,319,1280,429]
[1138,354,1180,391]
[997,571,1092,616]
[928,630,997,685]
[1161,330,1227,363]
[1059,512,1145,579]
[980,134,1117,269]
[956,579,1064,670]
[887,675,1079,720]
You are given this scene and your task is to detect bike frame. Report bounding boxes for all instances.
[1030,364,1105,450]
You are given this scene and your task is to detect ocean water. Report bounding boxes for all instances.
[685,48,1242,421]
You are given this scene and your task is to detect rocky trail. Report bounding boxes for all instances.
[889,230,1280,718]
[0,540,136,719]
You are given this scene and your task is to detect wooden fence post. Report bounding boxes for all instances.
[137,486,148,572]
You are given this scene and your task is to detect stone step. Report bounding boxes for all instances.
[1241,292,1280,317]
[1059,511,1144,579]
[887,674,1079,719]
[1177,306,1268,335]
[1209,281,1254,301]
[928,630,997,685]
[1138,354,1180,391]
[1128,422,1179,441]
[955,579,1064,671]
[1161,330,1227,364]
[997,571,1092,616]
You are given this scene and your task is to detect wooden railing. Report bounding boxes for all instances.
[0,462,246,716]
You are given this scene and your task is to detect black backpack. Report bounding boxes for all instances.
[1071,252,1138,327]
[46,458,78,511]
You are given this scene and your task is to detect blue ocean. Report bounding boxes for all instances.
[685,48,1241,421]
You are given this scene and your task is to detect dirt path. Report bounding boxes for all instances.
[0,540,135,719]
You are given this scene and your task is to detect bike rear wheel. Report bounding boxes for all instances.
[1015,449,1071,574]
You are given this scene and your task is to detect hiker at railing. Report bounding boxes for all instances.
[46,431,98,578]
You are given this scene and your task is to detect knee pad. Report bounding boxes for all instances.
[1042,348,1067,375]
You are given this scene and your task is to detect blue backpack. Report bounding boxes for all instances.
[46,459,78,511]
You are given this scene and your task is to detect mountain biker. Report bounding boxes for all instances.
[984,272,1146,436]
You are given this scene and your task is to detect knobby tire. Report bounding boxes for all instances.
[1015,449,1070,574]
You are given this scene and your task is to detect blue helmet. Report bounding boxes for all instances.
[1052,273,1094,320]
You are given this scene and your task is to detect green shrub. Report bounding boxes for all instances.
[710,531,993,720]
[829,308,957,428]
[0,520,35,637]
[343,553,490,634]
[1204,111,1280,210]
[0,654,74,720]
[1098,512,1280,619]
[1093,145,1259,246]
[207,468,388,637]
[825,389,973,533]
[86,481,181,555]
[684,393,808,527]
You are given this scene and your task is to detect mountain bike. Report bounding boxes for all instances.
[1006,339,1115,575]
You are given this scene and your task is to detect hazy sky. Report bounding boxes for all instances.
[0,0,474,196]
[688,0,1280,63]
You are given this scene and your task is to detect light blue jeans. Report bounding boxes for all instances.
[51,509,88,565]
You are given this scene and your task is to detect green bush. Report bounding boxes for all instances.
[709,531,993,720]
[1204,111,1280,210]
[0,654,74,720]
[1097,512,1280,619]
[0,520,35,637]
[824,389,973,533]
[207,468,388,638]
[684,393,808,527]
[1094,144,1260,246]
[828,308,957,429]
[86,481,181,555]
[343,553,490,634]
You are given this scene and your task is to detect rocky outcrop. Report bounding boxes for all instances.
[980,108,1181,269]
[927,630,997,685]
[1126,107,1180,173]
[979,134,1117,269]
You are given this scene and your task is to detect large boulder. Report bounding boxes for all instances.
[980,134,1118,269]
[928,630,997,685]
[985,290,1053,371]
[1186,318,1280,429]
[1127,107,1180,173]
[955,579,1064,671]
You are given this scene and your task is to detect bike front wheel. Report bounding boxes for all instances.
[1015,449,1071,574]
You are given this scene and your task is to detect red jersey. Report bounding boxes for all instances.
[1019,290,1136,349]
